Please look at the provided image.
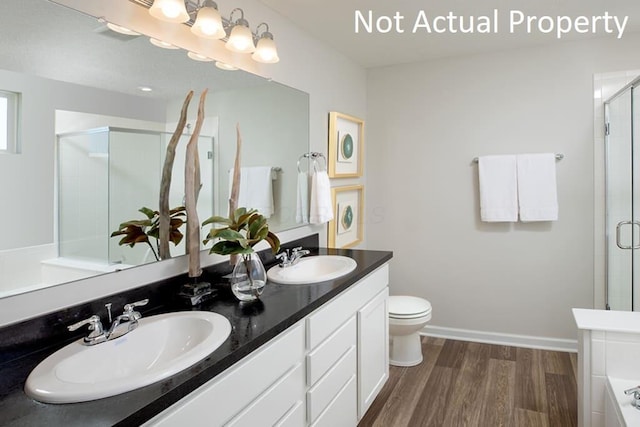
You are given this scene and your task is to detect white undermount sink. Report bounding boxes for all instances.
[25,311,231,404]
[267,255,357,285]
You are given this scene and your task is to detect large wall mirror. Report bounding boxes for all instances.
[0,0,310,299]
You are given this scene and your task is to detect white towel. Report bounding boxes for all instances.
[295,171,310,224]
[516,153,558,222]
[230,166,274,218]
[309,170,333,224]
[478,155,518,222]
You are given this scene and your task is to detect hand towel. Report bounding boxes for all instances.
[309,170,333,224]
[295,171,310,224]
[516,153,558,222]
[478,155,518,222]
[229,166,274,218]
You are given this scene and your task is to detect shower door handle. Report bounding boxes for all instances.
[616,221,640,249]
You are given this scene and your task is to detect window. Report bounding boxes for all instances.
[0,90,20,153]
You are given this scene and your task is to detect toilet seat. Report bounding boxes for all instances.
[389,296,432,319]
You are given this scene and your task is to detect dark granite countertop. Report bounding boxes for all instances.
[0,246,392,427]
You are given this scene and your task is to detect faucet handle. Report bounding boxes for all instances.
[291,246,303,253]
[68,315,104,337]
[123,299,148,321]
[275,251,289,261]
[624,386,640,397]
[123,299,148,312]
[625,386,640,408]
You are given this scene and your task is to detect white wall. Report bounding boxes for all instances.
[366,34,640,343]
[0,69,166,252]
[0,0,366,326]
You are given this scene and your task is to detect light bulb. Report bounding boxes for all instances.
[149,0,189,23]
[252,36,279,63]
[225,21,255,53]
[191,2,225,39]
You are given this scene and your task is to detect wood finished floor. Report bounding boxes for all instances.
[359,337,577,427]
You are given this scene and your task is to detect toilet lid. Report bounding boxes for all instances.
[389,296,432,317]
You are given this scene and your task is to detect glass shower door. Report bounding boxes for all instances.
[606,88,636,311]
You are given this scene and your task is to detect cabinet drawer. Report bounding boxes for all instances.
[146,322,304,426]
[275,400,305,427]
[227,363,305,427]
[307,264,389,349]
[307,345,356,423]
[310,375,357,427]
[307,316,356,386]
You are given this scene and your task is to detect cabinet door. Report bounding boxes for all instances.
[310,375,357,427]
[145,323,304,426]
[357,287,389,419]
[227,363,305,427]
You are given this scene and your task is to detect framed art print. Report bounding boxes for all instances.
[328,112,364,178]
[328,185,364,248]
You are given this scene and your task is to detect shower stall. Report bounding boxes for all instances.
[605,76,640,311]
[57,127,215,267]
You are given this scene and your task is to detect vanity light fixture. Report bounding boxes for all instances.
[149,37,180,49]
[225,8,255,53]
[141,0,279,64]
[190,0,225,39]
[149,0,190,23]
[187,51,213,62]
[252,23,279,64]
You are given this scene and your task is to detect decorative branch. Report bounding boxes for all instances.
[185,89,208,278]
[159,91,193,260]
[228,123,243,265]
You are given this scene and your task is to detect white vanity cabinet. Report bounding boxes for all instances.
[146,263,389,427]
[145,323,306,427]
[305,264,389,425]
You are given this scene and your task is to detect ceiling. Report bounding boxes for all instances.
[258,0,640,68]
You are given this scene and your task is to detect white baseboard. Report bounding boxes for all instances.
[421,325,578,353]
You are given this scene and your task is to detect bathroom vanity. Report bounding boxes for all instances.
[0,239,392,426]
[146,263,389,426]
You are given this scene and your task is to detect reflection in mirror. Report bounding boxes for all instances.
[0,0,309,299]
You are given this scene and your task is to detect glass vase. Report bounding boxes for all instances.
[231,253,267,302]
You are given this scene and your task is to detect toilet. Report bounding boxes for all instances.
[388,295,432,367]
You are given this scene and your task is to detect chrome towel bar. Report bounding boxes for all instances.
[472,153,564,163]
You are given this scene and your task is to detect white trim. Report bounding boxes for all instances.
[0,89,20,154]
[421,324,578,353]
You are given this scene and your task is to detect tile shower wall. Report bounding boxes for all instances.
[584,330,640,426]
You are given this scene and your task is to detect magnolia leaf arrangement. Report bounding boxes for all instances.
[110,206,186,261]
[203,208,280,257]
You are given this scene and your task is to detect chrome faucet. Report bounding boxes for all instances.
[275,247,310,268]
[625,386,640,409]
[68,299,149,346]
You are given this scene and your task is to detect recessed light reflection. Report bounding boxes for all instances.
[149,38,179,49]
[187,52,213,62]
[215,61,238,71]
[106,22,140,36]
[138,86,153,92]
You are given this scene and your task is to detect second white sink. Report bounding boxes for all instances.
[267,255,357,285]
[25,311,231,404]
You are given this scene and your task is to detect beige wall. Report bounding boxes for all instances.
[366,34,640,342]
